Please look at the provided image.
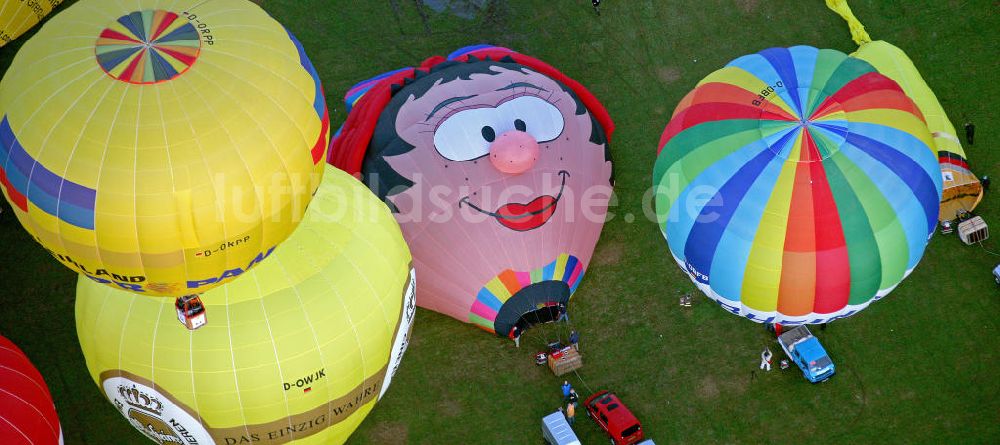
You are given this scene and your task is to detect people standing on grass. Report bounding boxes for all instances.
[568,389,579,406]
[562,381,572,403]
[760,347,773,371]
[569,330,580,352]
[566,402,576,425]
[510,325,521,348]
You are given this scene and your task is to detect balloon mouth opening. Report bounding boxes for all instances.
[96,9,202,85]
[459,170,568,231]
[761,90,847,163]
[492,280,571,337]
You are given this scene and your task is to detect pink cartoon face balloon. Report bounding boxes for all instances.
[333,46,613,337]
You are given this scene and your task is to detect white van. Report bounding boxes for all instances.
[542,410,581,445]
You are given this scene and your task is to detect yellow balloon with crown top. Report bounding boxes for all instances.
[0,0,329,297]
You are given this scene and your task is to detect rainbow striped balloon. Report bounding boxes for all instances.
[653,46,942,325]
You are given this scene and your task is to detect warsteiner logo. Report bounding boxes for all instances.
[116,384,180,444]
[103,375,215,445]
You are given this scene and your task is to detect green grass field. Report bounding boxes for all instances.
[1,0,998,443]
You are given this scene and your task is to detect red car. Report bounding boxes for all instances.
[584,390,644,445]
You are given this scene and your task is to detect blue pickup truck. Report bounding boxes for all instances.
[777,325,835,383]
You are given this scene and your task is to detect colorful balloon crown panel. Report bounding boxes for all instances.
[0,0,330,297]
[327,45,614,337]
[76,166,415,445]
[0,335,63,445]
[825,0,983,222]
[0,0,62,48]
[653,46,942,325]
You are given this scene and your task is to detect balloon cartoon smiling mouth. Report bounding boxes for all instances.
[460,171,569,232]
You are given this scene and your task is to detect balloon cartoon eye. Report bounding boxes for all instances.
[433,96,564,161]
[482,125,496,142]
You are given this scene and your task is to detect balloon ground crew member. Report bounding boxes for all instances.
[566,402,576,425]
[562,381,572,403]
[510,325,521,348]
[569,330,580,351]
[568,389,579,407]
[760,347,773,371]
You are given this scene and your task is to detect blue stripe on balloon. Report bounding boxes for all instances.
[1,119,97,211]
[570,268,585,294]
[25,159,67,200]
[788,46,819,115]
[709,136,794,301]
[476,288,503,311]
[758,47,803,116]
[284,28,326,120]
[812,121,848,149]
[682,130,794,284]
[155,22,198,43]
[57,180,97,214]
[0,117,96,229]
[119,12,146,41]
[3,151,30,195]
[727,50,800,118]
[665,143,759,263]
[834,139,928,269]
[543,261,555,281]
[665,126,795,264]
[829,122,942,198]
[0,120,14,154]
[8,139,34,182]
[564,256,579,281]
[831,127,940,236]
[26,184,58,217]
[447,44,500,60]
[819,121,941,200]
[343,67,411,111]
[149,49,178,82]
[57,200,95,231]
[96,47,142,72]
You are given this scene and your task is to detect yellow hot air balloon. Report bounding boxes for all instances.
[827,0,984,222]
[0,0,62,47]
[76,166,414,445]
[0,0,329,297]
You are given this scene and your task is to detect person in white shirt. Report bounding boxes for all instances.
[760,347,773,371]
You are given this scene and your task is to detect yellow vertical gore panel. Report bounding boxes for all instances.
[741,132,799,311]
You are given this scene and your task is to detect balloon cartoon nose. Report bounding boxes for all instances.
[489,130,540,174]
